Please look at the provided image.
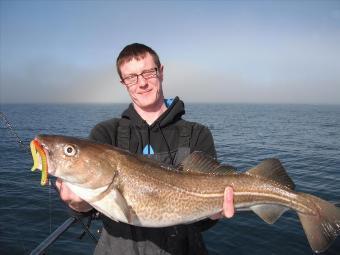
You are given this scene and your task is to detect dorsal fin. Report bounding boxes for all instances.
[178,151,236,174]
[246,158,295,189]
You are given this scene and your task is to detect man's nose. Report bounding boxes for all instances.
[137,75,147,86]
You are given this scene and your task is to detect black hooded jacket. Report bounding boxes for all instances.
[89,97,217,255]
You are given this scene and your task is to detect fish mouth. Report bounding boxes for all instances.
[30,137,50,186]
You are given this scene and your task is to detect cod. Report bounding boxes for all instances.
[30,134,340,253]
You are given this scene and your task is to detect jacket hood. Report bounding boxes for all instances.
[121,96,185,128]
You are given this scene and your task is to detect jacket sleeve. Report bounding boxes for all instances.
[190,124,217,158]
[190,123,219,232]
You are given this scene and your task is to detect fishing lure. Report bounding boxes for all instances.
[30,140,48,186]
[30,141,39,171]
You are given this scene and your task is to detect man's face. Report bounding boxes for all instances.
[119,53,164,111]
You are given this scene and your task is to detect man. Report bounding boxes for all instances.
[56,43,234,254]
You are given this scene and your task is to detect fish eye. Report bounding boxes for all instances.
[64,145,77,156]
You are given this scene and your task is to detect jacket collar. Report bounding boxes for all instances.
[121,96,185,128]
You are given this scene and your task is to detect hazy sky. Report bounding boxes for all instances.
[1,0,340,104]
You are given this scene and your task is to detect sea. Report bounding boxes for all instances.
[0,103,339,255]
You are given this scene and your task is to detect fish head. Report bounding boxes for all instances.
[32,134,119,187]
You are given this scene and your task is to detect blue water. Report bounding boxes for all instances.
[1,103,339,255]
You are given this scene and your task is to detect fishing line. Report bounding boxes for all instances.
[1,111,98,250]
[1,112,36,252]
[0,112,55,243]
[13,221,28,254]
[49,179,52,233]
[0,111,30,153]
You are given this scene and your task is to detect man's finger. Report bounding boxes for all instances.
[55,178,62,191]
[223,187,234,218]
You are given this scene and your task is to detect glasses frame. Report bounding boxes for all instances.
[121,67,158,87]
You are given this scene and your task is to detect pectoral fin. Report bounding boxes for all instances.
[109,189,132,223]
[251,204,289,224]
[66,182,132,224]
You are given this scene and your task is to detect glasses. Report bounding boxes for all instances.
[121,67,158,87]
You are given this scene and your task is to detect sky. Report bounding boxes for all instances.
[1,0,340,104]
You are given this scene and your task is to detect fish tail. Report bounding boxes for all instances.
[297,193,340,253]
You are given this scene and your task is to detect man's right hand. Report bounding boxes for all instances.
[55,178,93,212]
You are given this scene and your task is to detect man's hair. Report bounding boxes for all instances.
[116,43,161,79]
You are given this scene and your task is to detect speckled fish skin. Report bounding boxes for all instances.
[33,134,340,253]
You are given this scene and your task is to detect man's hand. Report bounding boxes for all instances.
[210,187,235,219]
[55,178,93,212]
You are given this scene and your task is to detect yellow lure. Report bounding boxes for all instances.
[30,140,48,186]
[30,141,39,172]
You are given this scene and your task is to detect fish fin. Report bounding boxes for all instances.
[111,189,133,223]
[251,204,289,224]
[66,182,131,224]
[246,159,295,189]
[91,189,131,223]
[135,154,175,171]
[297,193,340,253]
[179,151,236,174]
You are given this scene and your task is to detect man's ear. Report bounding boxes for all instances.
[159,65,164,81]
